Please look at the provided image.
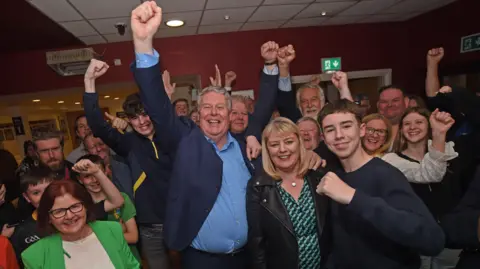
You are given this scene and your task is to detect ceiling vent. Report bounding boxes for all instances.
[46,48,94,76]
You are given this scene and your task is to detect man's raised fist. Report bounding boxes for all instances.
[277,45,296,66]
[261,41,279,64]
[131,1,162,42]
[85,59,109,81]
[427,47,444,66]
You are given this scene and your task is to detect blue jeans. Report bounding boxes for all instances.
[139,224,170,269]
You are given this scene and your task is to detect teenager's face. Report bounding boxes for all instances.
[362,119,388,154]
[128,113,154,138]
[401,112,429,145]
[266,131,301,172]
[23,181,52,209]
[322,112,365,160]
[78,165,105,194]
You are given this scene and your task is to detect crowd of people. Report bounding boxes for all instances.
[0,1,479,269]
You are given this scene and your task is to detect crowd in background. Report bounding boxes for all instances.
[0,1,480,269]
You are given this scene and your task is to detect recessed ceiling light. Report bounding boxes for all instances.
[114,97,120,100]
[224,15,230,20]
[321,11,327,16]
[58,101,64,104]
[104,95,110,99]
[32,99,40,102]
[75,102,81,105]
[166,19,184,27]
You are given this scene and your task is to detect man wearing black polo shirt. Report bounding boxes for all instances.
[83,61,172,268]
[316,99,445,269]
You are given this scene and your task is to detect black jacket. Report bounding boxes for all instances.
[247,169,331,269]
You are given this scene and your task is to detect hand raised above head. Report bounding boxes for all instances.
[85,59,109,81]
[427,47,444,65]
[131,1,162,51]
[261,41,279,64]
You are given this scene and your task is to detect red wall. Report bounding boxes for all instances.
[1,0,478,97]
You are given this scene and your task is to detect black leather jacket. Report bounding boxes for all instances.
[247,169,331,269]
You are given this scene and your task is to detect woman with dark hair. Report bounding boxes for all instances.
[21,180,139,269]
[408,95,427,108]
[17,140,38,178]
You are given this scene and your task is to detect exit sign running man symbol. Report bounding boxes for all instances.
[322,57,342,73]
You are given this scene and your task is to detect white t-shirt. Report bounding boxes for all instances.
[62,232,115,269]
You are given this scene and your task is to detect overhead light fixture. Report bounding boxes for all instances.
[166,19,184,27]
[104,95,110,99]
[224,15,230,20]
[58,101,64,104]
[33,99,40,102]
[114,97,120,100]
[321,11,327,16]
[75,102,81,105]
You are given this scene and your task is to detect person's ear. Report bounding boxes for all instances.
[359,123,366,138]
[23,192,32,204]
[404,97,409,107]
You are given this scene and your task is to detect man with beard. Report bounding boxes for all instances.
[66,115,92,163]
[33,132,73,180]
[297,116,321,150]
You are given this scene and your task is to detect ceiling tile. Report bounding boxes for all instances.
[382,0,454,14]
[29,0,83,22]
[201,7,256,25]
[78,35,107,45]
[359,13,402,23]
[198,23,243,34]
[69,0,140,19]
[241,21,285,31]
[321,15,365,25]
[249,5,307,22]
[90,17,130,35]
[155,0,206,13]
[296,1,356,18]
[263,0,313,5]
[161,11,203,28]
[282,17,327,28]
[60,21,98,37]
[103,33,133,43]
[155,27,198,38]
[339,0,400,16]
[206,0,262,9]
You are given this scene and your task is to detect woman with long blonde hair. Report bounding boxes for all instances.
[247,117,328,269]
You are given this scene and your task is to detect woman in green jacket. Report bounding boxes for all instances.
[21,179,139,269]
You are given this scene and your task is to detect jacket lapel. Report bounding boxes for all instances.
[306,170,329,231]
[91,222,121,268]
[50,235,67,269]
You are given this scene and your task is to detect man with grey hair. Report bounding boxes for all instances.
[128,3,323,268]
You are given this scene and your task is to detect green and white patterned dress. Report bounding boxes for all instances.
[277,179,321,269]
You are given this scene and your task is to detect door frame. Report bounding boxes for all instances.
[291,68,392,87]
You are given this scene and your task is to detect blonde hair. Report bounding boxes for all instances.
[296,83,326,110]
[262,117,309,180]
[361,113,393,156]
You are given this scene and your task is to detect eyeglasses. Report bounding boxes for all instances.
[37,146,62,155]
[366,127,387,137]
[49,202,84,219]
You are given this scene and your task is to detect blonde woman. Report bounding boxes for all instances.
[247,117,329,269]
[361,113,393,157]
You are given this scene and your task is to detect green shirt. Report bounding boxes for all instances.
[278,180,320,269]
[107,193,141,262]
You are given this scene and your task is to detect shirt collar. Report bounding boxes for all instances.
[205,132,235,152]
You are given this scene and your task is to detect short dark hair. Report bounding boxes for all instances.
[37,180,97,236]
[76,154,105,170]
[378,84,406,95]
[407,95,427,108]
[20,166,55,193]
[318,99,362,129]
[173,98,189,108]
[32,131,64,151]
[23,140,34,155]
[122,93,146,118]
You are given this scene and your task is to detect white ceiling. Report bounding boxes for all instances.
[28,0,457,45]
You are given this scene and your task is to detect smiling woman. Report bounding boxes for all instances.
[361,113,393,157]
[21,180,139,269]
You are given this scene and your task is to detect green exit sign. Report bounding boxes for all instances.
[461,33,480,53]
[321,57,341,73]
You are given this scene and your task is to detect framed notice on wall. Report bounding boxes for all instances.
[29,119,58,138]
[0,123,15,141]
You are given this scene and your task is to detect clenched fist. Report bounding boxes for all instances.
[277,45,296,66]
[316,172,356,205]
[225,71,237,87]
[85,59,109,81]
[430,109,455,135]
[131,1,162,41]
[427,47,444,66]
[331,71,349,91]
[261,41,279,64]
[73,159,101,175]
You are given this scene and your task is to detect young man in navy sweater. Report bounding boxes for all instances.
[316,99,445,269]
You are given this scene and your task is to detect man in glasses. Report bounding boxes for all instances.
[33,132,73,180]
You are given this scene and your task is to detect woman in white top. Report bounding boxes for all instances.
[382,107,457,184]
[21,179,139,269]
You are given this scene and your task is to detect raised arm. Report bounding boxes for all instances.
[83,59,130,157]
[331,71,353,102]
[276,48,302,122]
[426,47,444,97]
[130,1,192,152]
